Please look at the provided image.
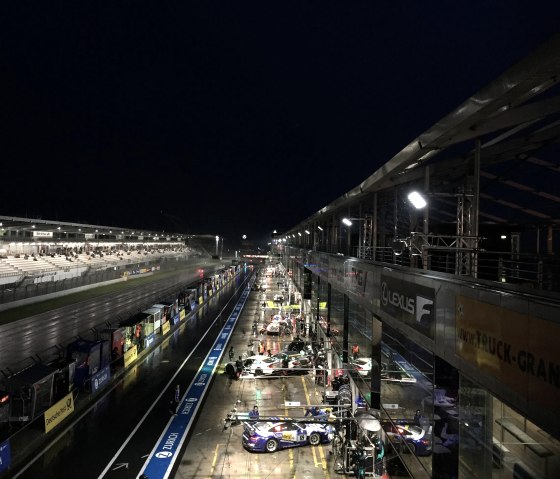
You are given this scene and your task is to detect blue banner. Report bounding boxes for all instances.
[91,365,111,394]
[172,314,180,326]
[145,332,156,349]
[0,439,11,473]
[140,282,252,479]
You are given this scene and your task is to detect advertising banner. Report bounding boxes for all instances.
[124,345,138,368]
[91,366,111,394]
[456,295,560,411]
[179,309,185,321]
[162,320,171,335]
[328,256,346,291]
[0,440,10,473]
[145,332,156,349]
[44,393,74,433]
[380,274,435,339]
[344,261,376,305]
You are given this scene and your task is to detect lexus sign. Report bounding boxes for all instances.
[380,274,435,339]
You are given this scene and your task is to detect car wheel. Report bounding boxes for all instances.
[265,438,279,452]
[255,368,263,376]
[309,432,321,446]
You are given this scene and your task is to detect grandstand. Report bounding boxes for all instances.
[0,215,216,304]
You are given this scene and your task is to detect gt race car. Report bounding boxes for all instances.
[242,419,334,452]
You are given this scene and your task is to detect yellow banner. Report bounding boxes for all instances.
[180,309,185,320]
[44,392,74,433]
[198,296,203,304]
[124,345,138,368]
[162,321,170,335]
[456,295,560,410]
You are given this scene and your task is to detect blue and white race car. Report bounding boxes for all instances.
[242,419,334,452]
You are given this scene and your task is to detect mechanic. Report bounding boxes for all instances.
[249,405,259,421]
[305,406,320,417]
[235,356,244,379]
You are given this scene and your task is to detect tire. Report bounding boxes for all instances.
[255,368,263,376]
[265,438,279,452]
[309,432,321,446]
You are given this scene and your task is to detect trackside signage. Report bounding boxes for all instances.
[44,392,74,433]
[91,365,111,394]
[140,283,252,479]
[123,345,138,368]
[456,295,560,411]
[380,274,435,339]
[0,440,10,473]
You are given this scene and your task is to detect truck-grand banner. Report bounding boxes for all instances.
[380,274,435,339]
[456,295,560,411]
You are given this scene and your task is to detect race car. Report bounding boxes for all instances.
[382,420,432,456]
[252,354,312,376]
[351,357,373,377]
[242,419,334,452]
[224,354,268,377]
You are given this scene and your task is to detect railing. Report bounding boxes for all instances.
[347,246,560,294]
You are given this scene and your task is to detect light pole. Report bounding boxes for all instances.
[341,217,367,258]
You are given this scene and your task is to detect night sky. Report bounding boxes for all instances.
[2,2,559,249]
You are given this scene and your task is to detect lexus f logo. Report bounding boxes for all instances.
[416,296,433,323]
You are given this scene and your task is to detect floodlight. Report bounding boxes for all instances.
[342,218,353,226]
[408,191,427,209]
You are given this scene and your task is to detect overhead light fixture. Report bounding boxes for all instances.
[342,218,352,226]
[500,235,507,239]
[305,230,310,234]
[317,226,323,231]
[298,232,302,236]
[408,191,427,209]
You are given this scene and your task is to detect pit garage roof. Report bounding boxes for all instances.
[307,33,560,229]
